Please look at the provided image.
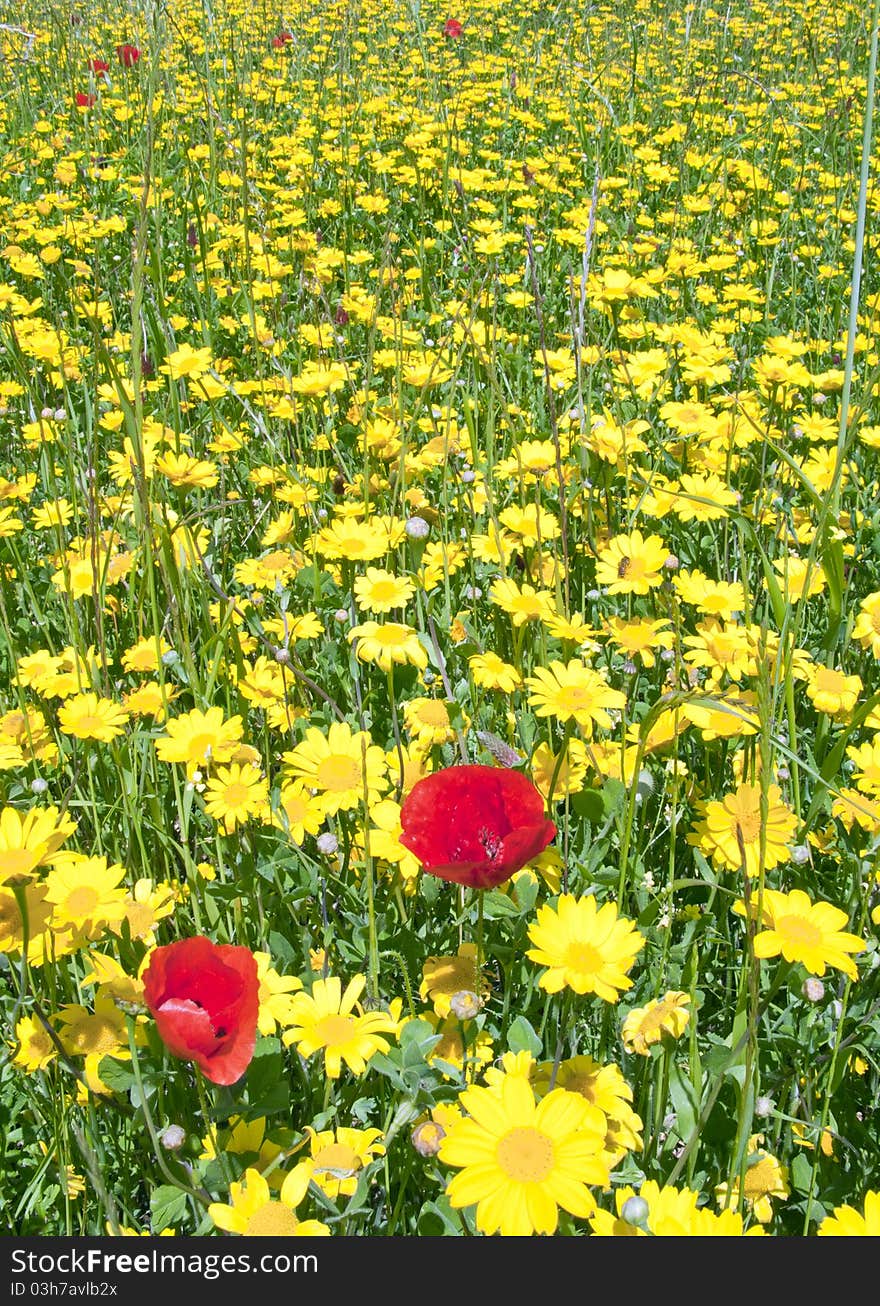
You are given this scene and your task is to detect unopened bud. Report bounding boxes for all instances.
[411,1120,445,1157]
[802,977,825,1003]
[621,1195,649,1226]
[160,1125,186,1151]
[449,989,482,1020]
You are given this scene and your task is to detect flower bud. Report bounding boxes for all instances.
[449,989,482,1020]
[411,1120,445,1157]
[160,1125,186,1152]
[405,516,430,540]
[621,1195,649,1226]
[802,977,825,1003]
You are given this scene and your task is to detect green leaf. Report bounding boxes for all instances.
[481,889,522,919]
[96,1057,136,1094]
[150,1185,188,1233]
[668,1059,698,1140]
[506,1015,542,1058]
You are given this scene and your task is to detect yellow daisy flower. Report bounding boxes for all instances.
[208,1167,330,1237]
[57,692,128,742]
[526,659,626,735]
[348,621,428,672]
[281,974,400,1078]
[439,1071,609,1236]
[688,782,797,876]
[715,1134,789,1224]
[818,1191,880,1236]
[0,805,77,887]
[526,894,645,1000]
[736,888,865,981]
[622,991,691,1055]
[282,722,387,814]
[595,530,669,595]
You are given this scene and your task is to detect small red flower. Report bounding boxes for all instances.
[88,58,109,73]
[443,18,463,37]
[271,31,293,47]
[143,937,259,1085]
[75,92,96,108]
[399,764,556,889]
[116,43,141,67]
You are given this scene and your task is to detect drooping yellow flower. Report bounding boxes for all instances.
[526,894,644,1000]
[281,974,400,1078]
[348,621,428,671]
[439,1071,609,1236]
[852,592,880,658]
[0,805,77,887]
[715,1134,789,1224]
[806,665,862,717]
[420,943,489,1018]
[294,1126,386,1201]
[13,1014,57,1072]
[468,651,522,693]
[622,992,691,1055]
[208,1167,330,1237]
[532,1056,642,1166]
[254,952,302,1036]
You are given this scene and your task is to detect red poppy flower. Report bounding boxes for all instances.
[75,92,96,107]
[116,43,141,67]
[443,18,463,37]
[271,31,293,47]
[399,764,556,889]
[88,58,109,73]
[143,937,259,1085]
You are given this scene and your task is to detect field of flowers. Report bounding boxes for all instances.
[1,0,879,1239]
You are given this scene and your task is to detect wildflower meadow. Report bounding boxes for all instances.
[2,0,880,1242]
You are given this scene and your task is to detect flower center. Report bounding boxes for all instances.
[67,1017,119,1056]
[244,1202,301,1236]
[416,702,449,727]
[743,1157,777,1199]
[188,732,219,761]
[74,715,104,733]
[733,810,762,843]
[65,886,99,917]
[562,1073,597,1103]
[316,755,360,792]
[776,914,821,949]
[496,1126,555,1183]
[315,1013,356,1046]
[557,685,591,710]
[222,782,250,808]
[565,941,603,974]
